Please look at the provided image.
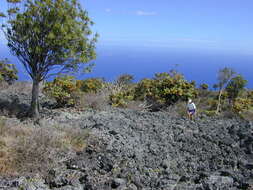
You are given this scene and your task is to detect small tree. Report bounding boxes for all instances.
[116,74,134,86]
[0,58,18,84]
[226,75,247,104]
[1,0,97,118]
[200,83,209,90]
[214,67,235,114]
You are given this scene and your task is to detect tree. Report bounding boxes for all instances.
[1,0,98,118]
[0,58,18,84]
[200,83,209,90]
[116,74,134,86]
[226,75,247,104]
[214,67,235,114]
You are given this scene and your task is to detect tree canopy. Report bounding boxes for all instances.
[2,0,97,82]
[1,0,98,118]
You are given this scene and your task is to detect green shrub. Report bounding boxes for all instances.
[43,75,78,107]
[110,71,197,110]
[233,98,252,113]
[78,78,104,93]
[109,89,134,107]
[200,83,209,90]
[134,72,197,106]
[226,75,247,103]
[0,59,18,85]
[115,74,134,86]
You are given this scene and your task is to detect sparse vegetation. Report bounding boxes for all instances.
[79,78,104,93]
[0,116,90,176]
[2,0,98,118]
[43,75,78,107]
[0,58,18,85]
[0,1,252,189]
[214,67,236,114]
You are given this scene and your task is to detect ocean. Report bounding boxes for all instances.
[0,44,252,88]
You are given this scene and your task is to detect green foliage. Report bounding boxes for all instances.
[0,58,18,84]
[2,0,98,117]
[200,83,209,90]
[0,12,6,17]
[116,74,134,86]
[78,78,104,93]
[247,90,253,102]
[109,90,134,107]
[214,67,236,114]
[110,71,197,109]
[233,97,252,113]
[43,75,78,107]
[134,78,154,101]
[3,0,97,82]
[226,75,247,102]
[216,67,236,90]
[134,72,197,105]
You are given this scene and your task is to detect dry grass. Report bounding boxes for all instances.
[125,100,152,111]
[1,81,33,94]
[240,110,253,122]
[0,81,46,95]
[167,101,188,118]
[0,117,90,176]
[104,82,126,95]
[74,82,129,111]
[0,81,9,90]
[75,91,109,111]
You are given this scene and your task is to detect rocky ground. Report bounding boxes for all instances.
[0,91,253,190]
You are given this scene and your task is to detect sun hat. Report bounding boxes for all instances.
[188,99,192,103]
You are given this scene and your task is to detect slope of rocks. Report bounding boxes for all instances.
[0,92,252,189]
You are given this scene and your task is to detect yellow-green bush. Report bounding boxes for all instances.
[200,83,209,90]
[247,90,253,103]
[0,59,18,85]
[233,98,252,113]
[110,72,197,109]
[78,78,104,93]
[109,89,134,107]
[43,75,78,107]
[134,72,197,105]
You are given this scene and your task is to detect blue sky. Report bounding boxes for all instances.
[0,0,253,87]
[2,0,252,53]
[82,0,253,54]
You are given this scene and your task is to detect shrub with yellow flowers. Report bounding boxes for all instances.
[233,97,252,113]
[43,75,78,107]
[78,78,104,93]
[134,72,197,106]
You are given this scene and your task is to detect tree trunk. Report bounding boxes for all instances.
[216,89,222,114]
[30,80,40,119]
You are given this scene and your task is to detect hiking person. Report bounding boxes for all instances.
[187,99,196,120]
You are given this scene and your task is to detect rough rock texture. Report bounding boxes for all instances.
[0,92,253,189]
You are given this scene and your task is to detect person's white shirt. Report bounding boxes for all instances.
[187,102,196,110]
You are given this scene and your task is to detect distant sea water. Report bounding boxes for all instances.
[0,44,252,88]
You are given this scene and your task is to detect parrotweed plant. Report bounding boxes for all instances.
[110,71,197,108]
[78,78,104,93]
[134,72,197,105]
[43,75,78,107]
